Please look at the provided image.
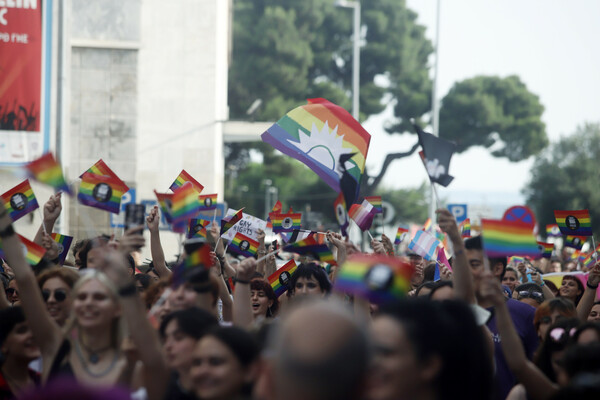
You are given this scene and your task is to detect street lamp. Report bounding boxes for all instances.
[335,0,361,120]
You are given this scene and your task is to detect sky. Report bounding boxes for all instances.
[363,0,600,218]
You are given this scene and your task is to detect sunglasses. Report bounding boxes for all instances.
[5,288,18,296]
[42,289,68,303]
[518,291,544,300]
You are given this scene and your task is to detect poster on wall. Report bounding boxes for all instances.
[0,0,52,165]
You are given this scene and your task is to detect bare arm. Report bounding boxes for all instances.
[210,252,233,322]
[577,263,600,321]
[381,234,394,256]
[480,273,559,400]
[232,258,256,328]
[326,231,346,283]
[146,206,170,278]
[531,271,555,301]
[436,209,475,304]
[33,194,62,246]
[256,229,267,276]
[0,203,63,359]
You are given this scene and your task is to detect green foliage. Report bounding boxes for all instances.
[439,75,548,161]
[525,122,600,235]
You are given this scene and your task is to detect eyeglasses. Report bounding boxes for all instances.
[518,291,544,300]
[41,289,68,303]
[5,288,18,297]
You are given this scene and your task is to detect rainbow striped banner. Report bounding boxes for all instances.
[480,219,539,258]
[171,183,201,223]
[459,218,471,238]
[364,196,383,214]
[51,233,73,265]
[198,194,218,211]
[1,180,39,222]
[507,256,525,265]
[25,153,71,194]
[187,218,210,239]
[78,173,125,214]
[283,236,336,265]
[537,241,554,259]
[394,227,409,245]
[170,170,204,194]
[554,209,592,236]
[334,254,414,303]
[17,234,46,265]
[261,98,371,192]
[268,260,298,297]
[270,212,302,233]
[229,232,259,258]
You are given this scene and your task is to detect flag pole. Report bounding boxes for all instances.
[366,230,374,241]
[38,208,47,235]
[429,0,442,229]
[256,249,278,263]
[593,235,598,260]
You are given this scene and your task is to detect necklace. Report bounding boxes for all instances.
[78,339,113,364]
[74,340,119,378]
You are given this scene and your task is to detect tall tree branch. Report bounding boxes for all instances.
[363,141,420,195]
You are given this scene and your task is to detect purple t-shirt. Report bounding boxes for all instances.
[487,298,539,400]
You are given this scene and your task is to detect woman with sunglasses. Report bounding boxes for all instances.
[36,267,79,327]
[6,279,19,306]
[514,283,545,308]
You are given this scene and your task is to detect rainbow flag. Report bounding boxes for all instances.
[270,212,302,233]
[187,218,210,239]
[198,194,218,211]
[422,218,432,232]
[364,196,382,214]
[1,180,39,222]
[221,208,244,235]
[81,159,129,192]
[334,254,414,303]
[537,241,554,259]
[51,233,73,265]
[570,249,581,262]
[546,224,561,238]
[459,218,471,238]
[283,236,336,265]
[480,219,539,258]
[17,234,46,265]
[554,209,592,236]
[171,183,201,223]
[564,235,585,249]
[229,232,260,258]
[348,200,376,231]
[154,191,175,223]
[170,170,204,194]
[508,256,525,265]
[333,193,349,236]
[266,200,283,229]
[25,153,71,194]
[261,98,371,193]
[172,244,212,287]
[394,227,409,245]
[78,173,125,214]
[583,252,597,269]
[268,260,298,297]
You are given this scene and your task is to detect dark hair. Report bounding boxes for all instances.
[463,236,506,279]
[289,263,332,295]
[423,262,437,282]
[544,279,559,294]
[571,322,600,345]
[535,317,581,382]
[515,282,545,304]
[377,299,493,400]
[79,236,110,269]
[72,239,88,259]
[125,254,136,273]
[561,343,600,380]
[429,280,453,300]
[415,281,436,296]
[133,274,151,291]
[159,307,218,340]
[204,326,259,367]
[560,276,585,305]
[250,278,279,317]
[0,306,26,347]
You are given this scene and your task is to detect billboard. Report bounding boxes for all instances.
[0,0,52,165]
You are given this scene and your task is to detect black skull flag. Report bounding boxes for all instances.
[414,124,457,187]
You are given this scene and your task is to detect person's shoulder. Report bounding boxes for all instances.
[506,298,536,317]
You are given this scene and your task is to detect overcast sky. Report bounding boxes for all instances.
[364,0,600,217]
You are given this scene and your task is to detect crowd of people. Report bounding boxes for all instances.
[1,193,600,400]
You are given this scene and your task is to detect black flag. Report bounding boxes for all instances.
[414,124,457,187]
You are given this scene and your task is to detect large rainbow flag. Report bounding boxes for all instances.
[78,173,126,214]
[334,254,414,303]
[554,209,592,236]
[480,219,539,258]
[1,180,39,222]
[261,98,371,193]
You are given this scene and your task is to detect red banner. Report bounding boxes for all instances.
[0,1,42,132]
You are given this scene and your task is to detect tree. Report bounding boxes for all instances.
[439,75,548,161]
[525,122,600,235]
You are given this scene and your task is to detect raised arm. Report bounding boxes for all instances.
[33,193,62,246]
[436,209,475,304]
[381,234,395,256]
[210,251,233,322]
[232,257,256,328]
[146,206,170,278]
[99,230,169,400]
[577,263,600,321]
[480,273,559,400]
[531,270,555,301]
[256,229,267,276]
[0,202,63,360]
[326,231,346,284]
